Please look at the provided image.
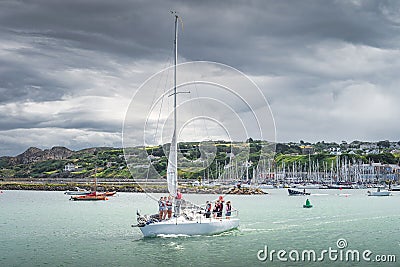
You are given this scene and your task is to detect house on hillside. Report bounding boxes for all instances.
[64,163,77,172]
[106,161,118,168]
[360,143,378,150]
[300,145,314,155]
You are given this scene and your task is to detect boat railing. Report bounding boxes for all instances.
[179,204,239,221]
[191,208,239,224]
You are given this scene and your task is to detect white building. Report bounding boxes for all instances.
[360,143,378,150]
[64,163,77,172]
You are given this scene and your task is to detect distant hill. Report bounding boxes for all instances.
[0,146,128,179]
[15,146,73,164]
[0,141,398,180]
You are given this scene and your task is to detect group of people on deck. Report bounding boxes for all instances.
[158,191,233,220]
[158,190,183,220]
[158,196,173,220]
[205,196,232,219]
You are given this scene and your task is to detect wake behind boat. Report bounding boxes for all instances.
[133,13,239,237]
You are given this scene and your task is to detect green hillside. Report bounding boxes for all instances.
[0,140,398,180]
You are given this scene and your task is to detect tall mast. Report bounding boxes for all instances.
[173,14,178,177]
[174,14,178,145]
[166,12,179,197]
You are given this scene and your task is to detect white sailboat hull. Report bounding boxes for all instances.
[258,184,274,189]
[138,216,239,237]
[390,185,400,191]
[296,184,320,189]
[368,191,391,196]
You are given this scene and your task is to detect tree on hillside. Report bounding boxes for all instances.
[377,140,390,148]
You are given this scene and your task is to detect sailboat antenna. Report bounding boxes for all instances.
[170,11,184,31]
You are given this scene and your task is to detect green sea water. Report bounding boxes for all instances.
[0,189,399,266]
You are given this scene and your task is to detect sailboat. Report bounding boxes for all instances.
[134,13,239,237]
[70,169,109,201]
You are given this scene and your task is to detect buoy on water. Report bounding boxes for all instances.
[303,198,313,208]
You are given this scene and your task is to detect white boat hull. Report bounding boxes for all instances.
[258,184,274,189]
[64,191,91,195]
[368,191,391,196]
[138,216,239,237]
[297,184,320,189]
[390,185,400,191]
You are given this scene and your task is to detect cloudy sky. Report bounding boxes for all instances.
[1,0,400,156]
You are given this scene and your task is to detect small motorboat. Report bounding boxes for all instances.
[288,188,310,196]
[64,187,91,195]
[367,188,391,196]
[327,184,353,189]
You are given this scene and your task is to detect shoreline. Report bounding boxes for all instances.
[0,182,265,195]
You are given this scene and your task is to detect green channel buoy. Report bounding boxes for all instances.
[303,198,313,208]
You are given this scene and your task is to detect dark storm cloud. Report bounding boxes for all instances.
[1,0,400,155]
[1,0,398,77]
[0,58,68,104]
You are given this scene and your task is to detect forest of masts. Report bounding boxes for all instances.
[204,155,395,185]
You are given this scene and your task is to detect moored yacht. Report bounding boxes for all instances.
[367,187,391,196]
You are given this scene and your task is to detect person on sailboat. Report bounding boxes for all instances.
[217,199,224,218]
[163,196,168,219]
[213,200,223,218]
[166,196,173,219]
[205,201,212,218]
[213,200,219,218]
[225,201,232,219]
[158,197,166,220]
[174,190,182,217]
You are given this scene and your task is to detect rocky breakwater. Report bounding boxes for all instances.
[0,182,145,193]
[175,186,266,195]
[0,183,72,191]
[225,187,266,195]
